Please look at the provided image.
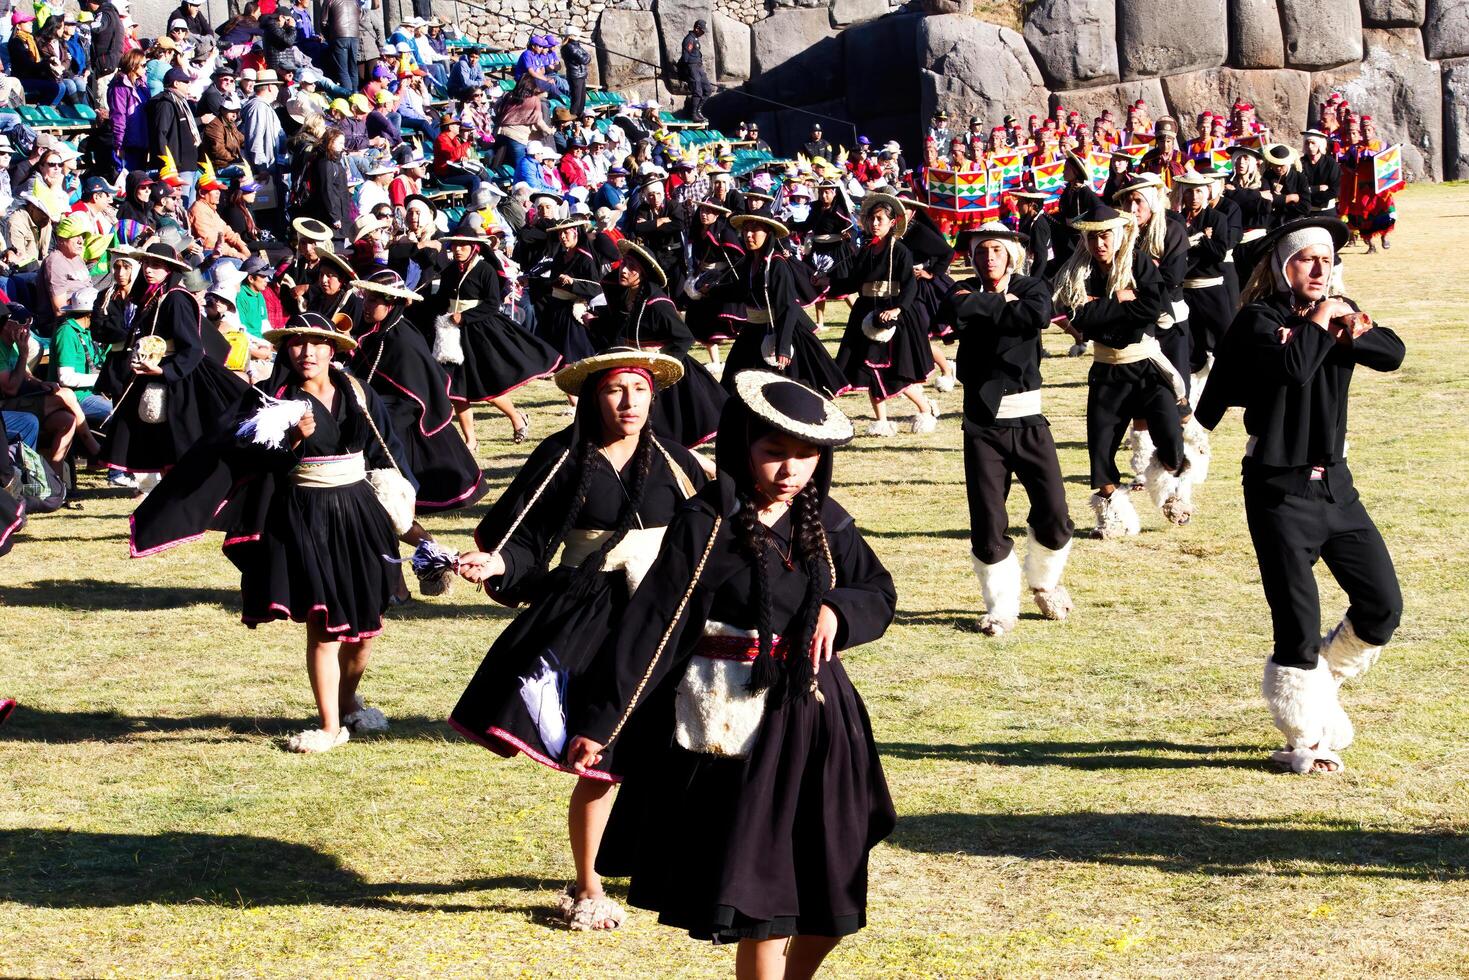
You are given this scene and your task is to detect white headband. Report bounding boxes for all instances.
[1272,226,1334,291]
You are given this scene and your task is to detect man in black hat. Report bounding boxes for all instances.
[561,27,592,119]
[803,123,833,162]
[927,111,951,149]
[678,19,713,124]
[147,68,201,201]
[746,122,770,155]
[196,68,238,120]
[1196,217,1403,775]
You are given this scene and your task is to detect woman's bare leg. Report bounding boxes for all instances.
[305,619,345,732]
[784,937,841,979]
[736,938,790,980]
[568,777,616,900]
[336,636,373,716]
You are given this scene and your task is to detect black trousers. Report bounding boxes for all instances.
[963,420,1073,565]
[1184,283,1232,373]
[568,75,587,119]
[1243,464,1402,668]
[1086,360,1182,488]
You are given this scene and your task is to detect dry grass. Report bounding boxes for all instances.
[3,185,1469,977]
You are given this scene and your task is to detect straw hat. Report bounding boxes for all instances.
[351,269,423,303]
[553,346,684,394]
[264,311,358,351]
[1068,202,1134,233]
[860,192,909,238]
[616,238,667,287]
[315,249,355,280]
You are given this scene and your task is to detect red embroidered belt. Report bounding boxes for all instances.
[695,633,788,663]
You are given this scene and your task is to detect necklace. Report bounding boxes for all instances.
[768,529,795,571]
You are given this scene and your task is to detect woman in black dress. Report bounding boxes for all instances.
[591,240,727,451]
[100,243,249,488]
[304,248,364,325]
[449,349,707,932]
[129,313,409,753]
[794,180,855,330]
[694,214,849,401]
[431,217,563,450]
[898,197,959,393]
[347,269,487,513]
[681,200,745,366]
[532,219,602,368]
[566,371,896,974]
[826,194,939,436]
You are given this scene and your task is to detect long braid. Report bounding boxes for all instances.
[738,494,779,694]
[784,482,829,698]
[543,437,600,569]
[568,424,658,590]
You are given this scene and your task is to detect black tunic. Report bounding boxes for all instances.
[449,427,707,778]
[348,311,487,511]
[828,237,934,399]
[1268,168,1310,227]
[430,253,562,402]
[101,284,249,475]
[631,202,688,297]
[946,274,1053,427]
[1178,206,1234,366]
[706,250,849,398]
[1300,154,1342,213]
[531,245,600,363]
[793,201,855,270]
[580,478,898,944]
[590,282,728,448]
[682,223,745,344]
[128,368,407,641]
[1019,210,1057,281]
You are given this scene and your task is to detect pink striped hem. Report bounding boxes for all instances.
[0,506,24,551]
[242,602,385,643]
[445,717,619,783]
[415,475,485,511]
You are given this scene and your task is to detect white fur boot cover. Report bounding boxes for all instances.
[1145,452,1194,525]
[1262,659,1353,772]
[1188,352,1214,410]
[1182,415,1212,484]
[1024,537,1073,621]
[1320,616,1383,683]
[1128,427,1155,487]
[1089,490,1140,539]
[972,550,1022,636]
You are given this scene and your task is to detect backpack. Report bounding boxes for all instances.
[9,439,65,514]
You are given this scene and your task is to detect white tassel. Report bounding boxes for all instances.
[1182,415,1212,484]
[433,316,465,366]
[1128,427,1155,486]
[236,395,310,450]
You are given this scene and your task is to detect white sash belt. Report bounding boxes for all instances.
[1183,276,1225,289]
[1222,249,1234,263]
[995,389,1042,419]
[744,308,771,324]
[1093,335,1185,400]
[290,453,367,488]
[1241,228,1267,243]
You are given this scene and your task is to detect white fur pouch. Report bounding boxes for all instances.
[760,332,781,367]
[861,311,897,343]
[674,655,768,758]
[433,316,465,366]
[138,382,167,424]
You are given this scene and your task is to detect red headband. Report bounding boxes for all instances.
[597,366,654,392]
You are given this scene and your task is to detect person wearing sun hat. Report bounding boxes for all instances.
[1299,129,1341,218]
[448,345,707,932]
[822,192,938,437]
[98,242,249,484]
[1195,217,1403,776]
[692,212,848,401]
[129,308,410,754]
[944,221,1075,636]
[345,268,486,513]
[530,217,603,376]
[1051,203,1198,537]
[428,214,562,448]
[791,178,856,329]
[563,368,896,961]
[584,239,728,452]
[892,195,962,391]
[1224,144,1274,281]
[1262,143,1308,227]
[627,176,687,297]
[305,247,364,326]
[1173,169,1235,401]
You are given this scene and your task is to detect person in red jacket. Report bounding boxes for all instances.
[558,139,590,190]
[433,114,482,198]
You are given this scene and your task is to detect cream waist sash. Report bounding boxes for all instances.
[1093,335,1185,400]
[744,308,771,324]
[560,526,669,594]
[1241,228,1267,243]
[290,453,367,488]
[995,389,1042,419]
[1183,276,1225,289]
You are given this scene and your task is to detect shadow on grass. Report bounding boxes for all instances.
[0,708,461,744]
[888,811,1469,880]
[0,828,561,909]
[880,739,1263,771]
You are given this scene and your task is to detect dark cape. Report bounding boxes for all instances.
[590,281,728,448]
[828,236,935,400]
[530,244,600,363]
[682,222,745,344]
[429,252,562,402]
[348,310,487,511]
[902,209,958,340]
[577,471,897,943]
[128,368,408,640]
[100,283,250,474]
[449,422,707,778]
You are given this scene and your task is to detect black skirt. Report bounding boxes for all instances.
[835,299,936,401]
[226,478,406,642]
[721,321,850,399]
[652,351,727,449]
[535,297,597,363]
[450,310,563,403]
[598,656,896,943]
[103,358,248,474]
[914,272,957,341]
[377,388,487,512]
[682,293,743,345]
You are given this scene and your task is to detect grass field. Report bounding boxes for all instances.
[3,185,1468,978]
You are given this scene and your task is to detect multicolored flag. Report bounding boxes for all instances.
[1030,159,1066,202]
[924,168,997,225]
[1113,143,1151,164]
[1372,144,1405,195]
[1087,150,1111,193]
[987,151,1025,193]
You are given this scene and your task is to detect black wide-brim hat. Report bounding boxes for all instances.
[1240,216,1350,267]
[731,370,853,447]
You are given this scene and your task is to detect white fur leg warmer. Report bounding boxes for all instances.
[1128,427,1155,485]
[1145,451,1194,525]
[1024,536,1073,621]
[1320,616,1383,683]
[1089,490,1140,539]
[1182,415,1212,485]
[973,550,1022,635]
[1262,659,1353,769]
[1188,353,1214,410]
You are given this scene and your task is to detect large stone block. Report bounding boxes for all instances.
[830,0,890,27]
[918,15,1050,125]
[1160,66,1312,136]
[1280,0,1364,68]
[750,7,842,104]
[713,12,751,82]
[842,13,920,118]
[1312,28,1444,180]
[917,0,974,12]
[1229,0,1286,68]
[1444,58,1469,178]
[597,9,662,92]
[1424,0,1469,58]
[1117,0,1229,80]
[1024,0,1119,88]
[1362,0,1427,25]
[1051,78,1170,128]
[654,0,717,80]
